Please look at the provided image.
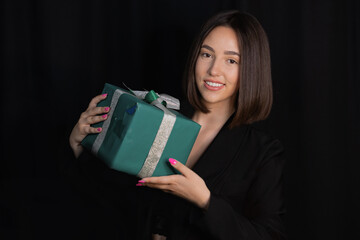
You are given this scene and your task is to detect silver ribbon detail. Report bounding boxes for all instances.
[92,89,129,154]
[137,98,176,178]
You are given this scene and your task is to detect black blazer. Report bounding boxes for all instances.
[65,114,286,240]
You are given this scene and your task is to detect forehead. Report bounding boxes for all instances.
[202,26,239,52]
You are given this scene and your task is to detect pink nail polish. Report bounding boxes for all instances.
[105,107,110,112]
[169,158,177,165]
[102,93,108,97]
[136,183,143,186]
[138,180,145,183]
[102,114,107,119]
[97,127,102,132]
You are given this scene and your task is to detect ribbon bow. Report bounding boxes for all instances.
[130,90,180,110]
[122,82,180,110]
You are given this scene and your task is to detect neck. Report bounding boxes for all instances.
[192,101,234,128]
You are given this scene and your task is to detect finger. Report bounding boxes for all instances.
[85,114,108,125]
[144,183,173,191]
[87,106,110,116]
[88,93,108,108]
[141,175,178,185]
[80,107,110,123]
[168,158,192,177]
[83,126,102,134]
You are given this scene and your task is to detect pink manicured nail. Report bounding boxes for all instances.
[136,183,143,187]
[97,127,102,132]
[169,158,177,165]
[102,93,108,97]
[102,114,107,119]
[138,180,145,183]
[104,107,110,112]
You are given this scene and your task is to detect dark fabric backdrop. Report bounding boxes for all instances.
[1,0,359,239]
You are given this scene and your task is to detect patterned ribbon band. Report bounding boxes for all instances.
[91,88,178,178]
[137,98,176,178]
[91,88,127,154]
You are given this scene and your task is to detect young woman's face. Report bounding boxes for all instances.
[195,26,240,109]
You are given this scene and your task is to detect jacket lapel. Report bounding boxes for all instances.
[192,118,249,191]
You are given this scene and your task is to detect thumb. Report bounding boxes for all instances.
[169,158,191,177]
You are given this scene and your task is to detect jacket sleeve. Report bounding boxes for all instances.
[62,143,139,211]
[190,139,286,240]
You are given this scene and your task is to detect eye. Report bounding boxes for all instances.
[200,52,212,58]
[227,59,238,64]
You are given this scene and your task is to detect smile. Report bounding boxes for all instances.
[204,80,225,90]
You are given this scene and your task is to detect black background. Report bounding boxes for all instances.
[1,0,359,239]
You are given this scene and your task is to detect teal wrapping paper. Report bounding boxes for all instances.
[81,83,201,177]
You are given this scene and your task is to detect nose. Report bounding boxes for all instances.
[208,58,222,77]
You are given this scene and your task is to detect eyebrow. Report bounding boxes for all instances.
[201,44,240,57]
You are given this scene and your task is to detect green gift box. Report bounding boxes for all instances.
[81,83,201,178]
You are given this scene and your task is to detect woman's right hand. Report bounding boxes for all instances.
[69,93,110,158]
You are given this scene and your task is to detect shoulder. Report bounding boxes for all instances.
[248,125,283,151]
[229,121,282,146]
[228,123,284,164]
[248,125,285,169]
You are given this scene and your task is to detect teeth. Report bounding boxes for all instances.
[205,81,223,87]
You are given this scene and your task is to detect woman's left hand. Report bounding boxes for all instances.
[138,158,211,210]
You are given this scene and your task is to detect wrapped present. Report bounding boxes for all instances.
[81,83,201,178]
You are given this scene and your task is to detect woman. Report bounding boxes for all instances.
[69,10,286,239]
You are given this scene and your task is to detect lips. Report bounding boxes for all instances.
[204,80,225,91]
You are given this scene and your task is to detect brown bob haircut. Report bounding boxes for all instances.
[184,10,273,128]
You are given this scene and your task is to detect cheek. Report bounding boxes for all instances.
[195,58,209,78]
[229,68,240,85]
